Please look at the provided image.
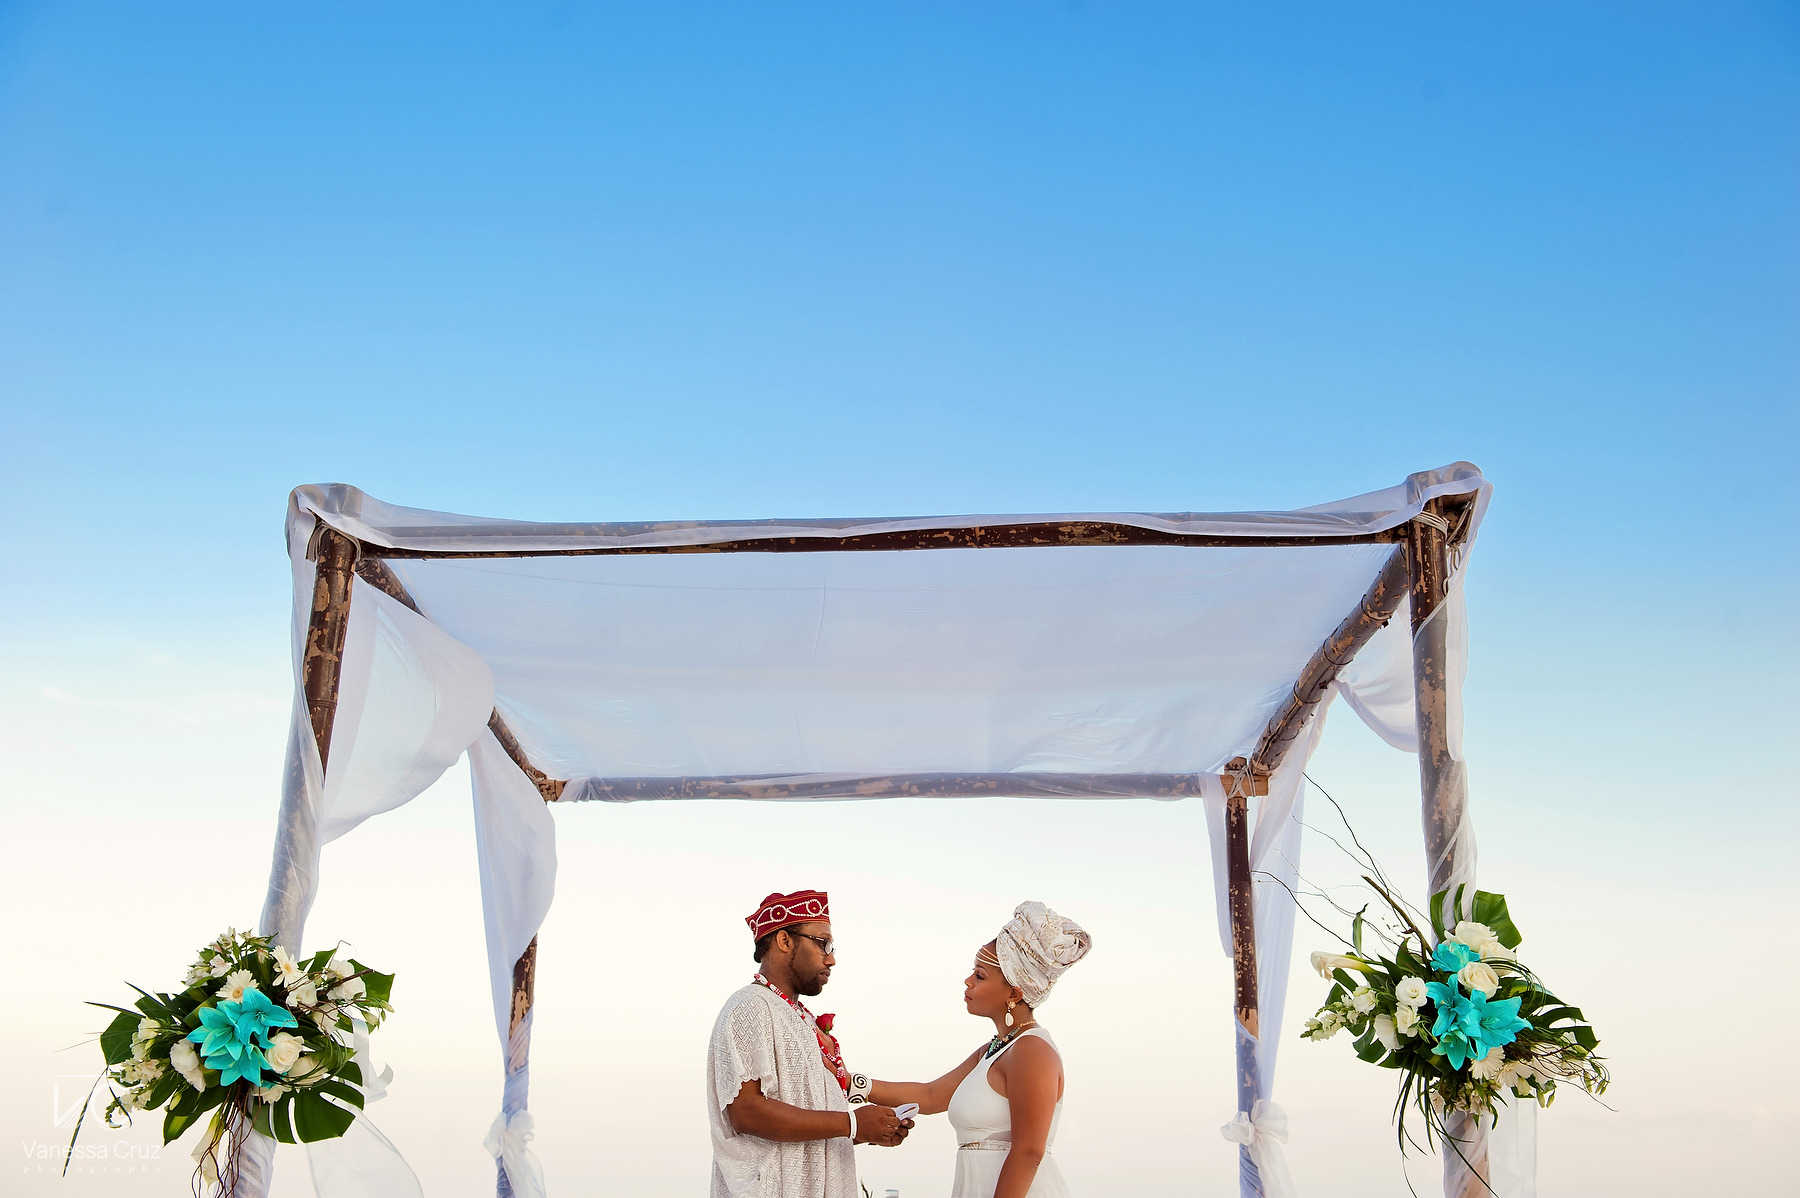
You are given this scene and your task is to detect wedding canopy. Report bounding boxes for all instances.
[252,462,1501,1198]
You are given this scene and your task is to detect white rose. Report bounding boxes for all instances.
[1458,961,1500,996]
[1468,1046,1505,1080]
[1349,986,1378,1014]
[1450,920,1495,948]
[253,1082,291,1102]
[170,1040,207,1091]
[329,974,366,1002]
[1394,1004,1421,1036]
[1394,976,1429,1007]
[1309,951,1366,980]
[264,1031,305,1075]
[287,979,319,1009]
[289,1055,321,1083]
[216,970,258,1004]
[1372,1013,1399,1051]
[1452,920,1513,960]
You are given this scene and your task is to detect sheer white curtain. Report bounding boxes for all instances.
[246,528,495,1198]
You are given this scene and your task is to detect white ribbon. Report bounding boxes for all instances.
[350,1018,394,1105]
[483,1109,547,1198]
[1221,1099,1298,1198]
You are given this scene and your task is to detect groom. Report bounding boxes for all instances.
[707,890,911,1198]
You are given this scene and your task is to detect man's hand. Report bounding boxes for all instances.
[852,1103,912,1147]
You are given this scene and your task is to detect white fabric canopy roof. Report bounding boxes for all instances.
[251,463,1500,1198]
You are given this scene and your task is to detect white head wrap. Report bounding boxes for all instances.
[993,901,1092,1008]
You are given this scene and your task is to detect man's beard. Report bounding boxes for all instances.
[796,972,827,997]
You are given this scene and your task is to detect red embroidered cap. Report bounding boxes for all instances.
[746,890,830,939]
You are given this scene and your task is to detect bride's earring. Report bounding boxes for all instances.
[1005,999,1016,1028]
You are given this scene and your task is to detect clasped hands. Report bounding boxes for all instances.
[852,1102,914,1147]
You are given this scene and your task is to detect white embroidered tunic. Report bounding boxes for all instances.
[707,983,857,1198]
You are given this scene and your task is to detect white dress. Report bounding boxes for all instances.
[707,984,857,1198]
[946,1028,1072,1198]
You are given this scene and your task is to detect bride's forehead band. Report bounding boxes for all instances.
[976,945,1004,969]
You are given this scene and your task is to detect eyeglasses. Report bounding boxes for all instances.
[787,930,835,956]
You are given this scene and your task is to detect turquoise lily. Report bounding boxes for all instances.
[1430,941,1479,974]
[1463,990,1530,1053]
[214,1044,270,1087]
[187,1004,245,1062]
[1425,980,1475,1036]
[1430,1029,1481,1071]
[232,986,299,1047]
[184,987,299,1089]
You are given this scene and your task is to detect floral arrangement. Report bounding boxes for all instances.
[1302,882,1606,1154]
[71,927,393,1195]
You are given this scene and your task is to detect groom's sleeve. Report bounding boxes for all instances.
[711,1000,780,1124]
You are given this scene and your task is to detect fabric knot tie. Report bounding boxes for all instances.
[1219,1100,1295,1198]
[483,1110,546,1198]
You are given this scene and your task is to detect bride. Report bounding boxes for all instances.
[871,903,1092,1198]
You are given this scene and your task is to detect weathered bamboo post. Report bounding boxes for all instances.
[1222,769,1262,1041]
[1403,498,1488,1196]
[244,524,359,1197]
[1220,760,1267,1197]
[260,525,358,953]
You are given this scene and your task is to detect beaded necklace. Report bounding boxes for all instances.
[984,1020,1040,1059]
[752,973,851,1094]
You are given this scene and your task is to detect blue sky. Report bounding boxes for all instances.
[2,4,1796,1194]
[5,0,1794,816]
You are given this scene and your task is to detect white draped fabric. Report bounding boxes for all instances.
[251,464,1511,1198]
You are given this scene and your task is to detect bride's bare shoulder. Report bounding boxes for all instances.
[996,1034,1059,1072]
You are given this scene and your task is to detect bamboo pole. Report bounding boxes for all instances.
[259,526,358,955]
[1403,498,1488,1198]
[362,522,1405,560]
[1222,780,1259,1039]
[1249,546,1410,777]
[1403,500,1461,903]
[303,527,359,772]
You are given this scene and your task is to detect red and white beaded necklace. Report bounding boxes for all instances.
[752,973,851,1094]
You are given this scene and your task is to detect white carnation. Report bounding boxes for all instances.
[170,1040,207,1091]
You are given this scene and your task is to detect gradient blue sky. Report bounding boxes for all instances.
[3,4,1796,1194]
